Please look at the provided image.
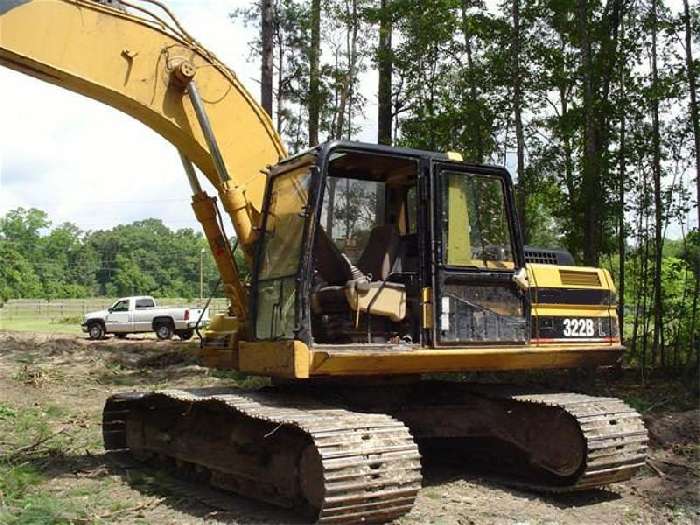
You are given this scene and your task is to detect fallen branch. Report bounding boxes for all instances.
[658,459,698,472]
[6,428,69,460]
[646,459,666,478]
[94,497,166,519]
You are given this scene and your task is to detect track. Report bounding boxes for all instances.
[103,388,422,524]
[307,381,648,492]
[102,384,647,523]
[500,390,648,491]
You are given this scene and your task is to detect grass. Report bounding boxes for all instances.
[0,402,77,523]
[0,318,82,335]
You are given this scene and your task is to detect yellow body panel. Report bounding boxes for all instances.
[446,174,472,266]
[309,345,621,376]
[527,263,616,292]
[239,340,311,379]
[532,306,616,317]
[205,340,622,378]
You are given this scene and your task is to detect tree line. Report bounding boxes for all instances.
[238,0,698,375]
[0,208,234,301]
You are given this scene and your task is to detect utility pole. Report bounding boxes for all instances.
[200,248,205,301]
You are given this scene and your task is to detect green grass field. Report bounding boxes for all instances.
[0,318,83,335]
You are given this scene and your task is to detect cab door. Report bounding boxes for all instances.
[105,299,133,333]
[431,162,528,345]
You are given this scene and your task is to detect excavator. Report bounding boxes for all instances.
[1,1,648,523]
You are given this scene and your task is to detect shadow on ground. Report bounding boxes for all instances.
[104,452,307,524]
[419,459,621,510]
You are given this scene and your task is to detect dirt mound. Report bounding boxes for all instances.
[0,332,82,357]
[645,409,700,449]
[136,349,197,369]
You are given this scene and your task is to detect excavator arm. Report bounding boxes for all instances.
[0,0,286,319]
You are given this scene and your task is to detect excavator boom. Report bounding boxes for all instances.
[0,0,285,199]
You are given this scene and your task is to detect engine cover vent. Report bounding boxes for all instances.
[559,270,601,287]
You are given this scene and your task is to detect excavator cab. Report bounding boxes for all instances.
[251,142,528,349]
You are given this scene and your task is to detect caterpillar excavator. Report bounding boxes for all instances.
[1,1,648,522]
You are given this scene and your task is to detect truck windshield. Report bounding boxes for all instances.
[440,172,514,269]
[255,164,312,339]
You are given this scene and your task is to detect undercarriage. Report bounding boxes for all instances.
[103,381,647,523]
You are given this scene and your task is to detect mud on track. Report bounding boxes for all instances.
[0,330,698,524]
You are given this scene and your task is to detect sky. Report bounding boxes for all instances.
[0,0,378,234]
[0,0,695,238]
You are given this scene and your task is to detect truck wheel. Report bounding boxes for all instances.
[88,322,105,340]
[176,329,194,341]
[155,321,174,340]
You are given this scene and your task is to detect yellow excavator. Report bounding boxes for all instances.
[1,1,647,523]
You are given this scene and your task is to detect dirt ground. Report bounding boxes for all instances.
[0,331,698,525]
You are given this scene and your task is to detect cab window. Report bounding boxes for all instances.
[111,300,129,312]
[319,176,386,264]
[255,164,313,340]
[135,298,154,309]
[441,172,514,269]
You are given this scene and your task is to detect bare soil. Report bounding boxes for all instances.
[0,331,698,524]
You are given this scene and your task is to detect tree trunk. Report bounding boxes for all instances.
[461,0,484,162]
[650,0,664,368]
[687,275,699,376]
[377,0,393,145]
[617,10,626,342]
[308,0,321,146]
[260,0,274,117]
[276,24,284,133]
[511,0,527,243]
[333,0,359,140]
[560,83,575,201]
[577,0,601,266]
[641,197,651,383]
[683,0,699,229]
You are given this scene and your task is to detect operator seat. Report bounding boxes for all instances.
[312,225,406,322]
[356,224,402,280]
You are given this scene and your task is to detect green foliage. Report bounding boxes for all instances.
[0,242,43,299]
[621,240,699,370]
[0,208,227,301]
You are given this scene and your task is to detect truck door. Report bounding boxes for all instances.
[132,297,155,332]
[105,298,133,333]
[431,162,528,345]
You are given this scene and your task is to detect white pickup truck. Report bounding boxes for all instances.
[81,296,209,340]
